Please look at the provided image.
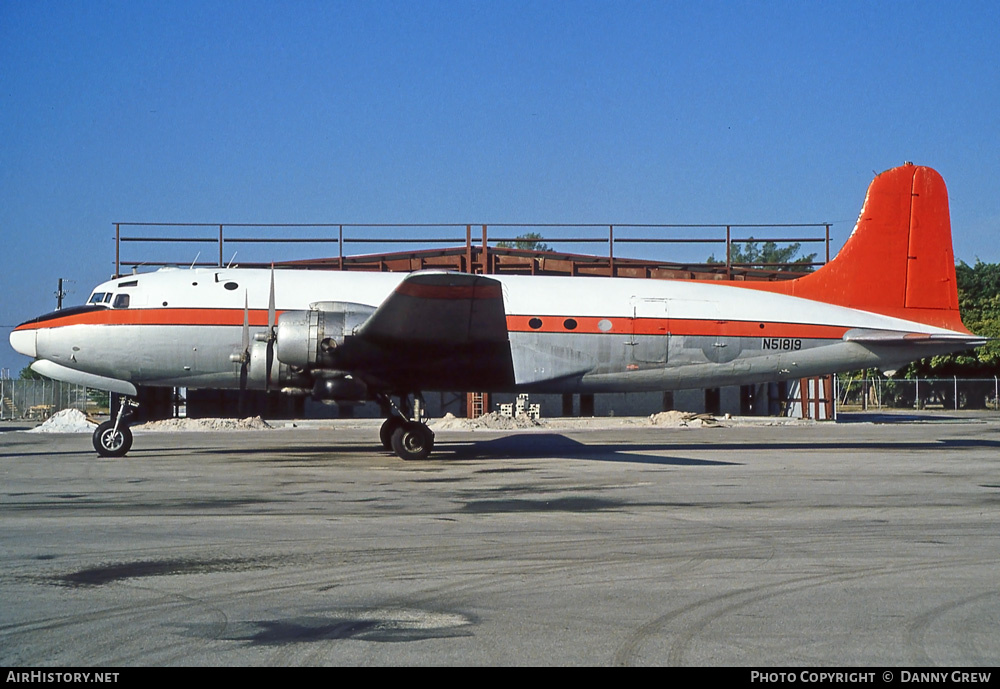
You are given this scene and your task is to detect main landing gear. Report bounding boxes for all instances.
[93,397,138,457]
[377,393,435,461]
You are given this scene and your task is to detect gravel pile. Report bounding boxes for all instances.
[132,416,273,432]
[26,409,97,433]
[432,412,545,431]
[648,410,724,427]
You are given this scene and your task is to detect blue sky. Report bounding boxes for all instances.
[2,0,998,375]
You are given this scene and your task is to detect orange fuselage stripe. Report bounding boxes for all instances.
[15,308,281,329]
[17,307,848,340]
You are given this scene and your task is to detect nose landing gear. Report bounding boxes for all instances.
[93,398,138,457]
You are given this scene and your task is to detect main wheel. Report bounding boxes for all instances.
[379,416,405,450]
[390,422,434,461]
[93,420,133,457]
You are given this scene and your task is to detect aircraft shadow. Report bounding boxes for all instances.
[425,434,1000,461]
[193,434,736,466]
[190,429,1000,465]
[430,433,740,465]
[837,412,989,424]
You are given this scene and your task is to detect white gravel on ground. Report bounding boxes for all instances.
[132,416,273,432]
[21,410,813,434]
[26,409,98,433]
[431,412,545,431]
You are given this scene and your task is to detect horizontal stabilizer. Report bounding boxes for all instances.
[843,328,987,347]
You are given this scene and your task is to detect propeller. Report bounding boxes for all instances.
[231,269,277,408]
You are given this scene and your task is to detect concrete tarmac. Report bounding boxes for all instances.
[1,413,999,667]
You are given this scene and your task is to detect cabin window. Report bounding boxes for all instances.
[224,282,239,291]
[528,318,543,330]
[112,294,130,309]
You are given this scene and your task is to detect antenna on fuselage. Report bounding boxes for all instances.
[189,252,201,269]
[226,252,238,269]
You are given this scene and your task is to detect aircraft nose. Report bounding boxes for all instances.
[9,327,37,358]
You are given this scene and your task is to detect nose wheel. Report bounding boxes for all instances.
[93,421,133,457]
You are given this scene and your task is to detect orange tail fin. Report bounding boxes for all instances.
[756,164,968,332]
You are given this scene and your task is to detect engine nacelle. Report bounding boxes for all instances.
[274,302,376,369]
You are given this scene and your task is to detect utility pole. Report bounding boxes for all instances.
[55,278,67,310]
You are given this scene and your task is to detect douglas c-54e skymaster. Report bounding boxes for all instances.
[10,164,985,460]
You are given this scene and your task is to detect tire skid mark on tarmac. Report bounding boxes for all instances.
[905,589,999,666]
[4,533,711,665]
[0,589,227,666]
[613,556,996,667]
[4,524,780,665]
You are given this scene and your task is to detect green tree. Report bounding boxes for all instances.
[19,366,43,380]
[496,232,552,252]
[708,237,817,272]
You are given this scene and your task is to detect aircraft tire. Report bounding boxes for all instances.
[93,421,133,458]
[379,416,405,450]
[390,422,434,461]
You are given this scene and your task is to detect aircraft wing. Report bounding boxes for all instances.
[356,271,509,346]
[345,271,515,390]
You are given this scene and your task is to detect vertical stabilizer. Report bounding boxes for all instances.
[749,164,967,332]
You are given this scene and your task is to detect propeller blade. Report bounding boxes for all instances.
[238,366,248,416]
[265,340,274,393]
[242,292,250,355]
[268,264,276,332]
[266,265,276,392]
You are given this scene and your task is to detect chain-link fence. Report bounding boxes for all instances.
[837,376,1000,411]
[3,374,998,420]
[0,379,104,420]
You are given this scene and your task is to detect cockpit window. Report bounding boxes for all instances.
[112,294,130,309]
[88,292,110,304]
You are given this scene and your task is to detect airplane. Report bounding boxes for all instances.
[9,163,985,460]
